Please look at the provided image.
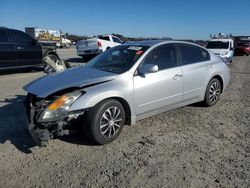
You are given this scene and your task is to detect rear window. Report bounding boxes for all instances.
[0,30,9,42]
[99,36,110,41]
[237,42,249,47]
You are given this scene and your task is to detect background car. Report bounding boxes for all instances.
[76,34,123,60]
[0,27,60,71]
[234,41,250,56]
[24,41,230,146]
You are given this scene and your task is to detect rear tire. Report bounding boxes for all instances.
[84,99,125,145]
[203,78,222,107]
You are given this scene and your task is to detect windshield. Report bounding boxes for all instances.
[85,45,149,74]
[237,42,249,47]
[206,41,229,49]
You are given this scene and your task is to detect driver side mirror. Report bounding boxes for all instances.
[138,64,159,75]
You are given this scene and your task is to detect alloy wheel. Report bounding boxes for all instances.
[99,106,122,138]
[209,81,220,102]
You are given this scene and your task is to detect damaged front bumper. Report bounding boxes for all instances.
[25,94,84,146]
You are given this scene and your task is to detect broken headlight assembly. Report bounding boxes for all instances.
[38,91,83,122]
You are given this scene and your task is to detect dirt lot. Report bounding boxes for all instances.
[0,49,249,188]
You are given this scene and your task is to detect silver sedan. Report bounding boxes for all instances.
[24,41,230,146]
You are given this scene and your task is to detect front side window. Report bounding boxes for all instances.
[179,44,210,65]
[112,37,122,44]
[9,30,34,43]
[86,45,149,74]
[142,44,177,70]
[0,30,9,42]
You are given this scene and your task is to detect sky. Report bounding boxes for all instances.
[0,0,250,40]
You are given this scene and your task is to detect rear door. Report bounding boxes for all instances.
[8,29,42,67]
[176,43,211,101]
[0,29,17,69]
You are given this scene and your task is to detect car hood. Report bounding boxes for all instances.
[24,67,117,98]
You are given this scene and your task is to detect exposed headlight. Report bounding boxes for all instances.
[39,91,83,122]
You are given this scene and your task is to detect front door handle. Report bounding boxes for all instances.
[173,74,183,80]
[17,46,24,50]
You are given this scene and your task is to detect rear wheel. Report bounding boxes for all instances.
[203,78,222,107]
[84,99,125,144]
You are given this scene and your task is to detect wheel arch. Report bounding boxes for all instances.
[96,97,132,125]
[46,51,59,58]
[211,75,224,93]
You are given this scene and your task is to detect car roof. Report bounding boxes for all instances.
[124,40,205,48]
[208,38,233,42]
[125,40,168,47]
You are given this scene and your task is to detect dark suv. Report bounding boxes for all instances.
[0,27,59,71]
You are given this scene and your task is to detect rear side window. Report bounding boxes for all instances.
[143,44,177,70]
[8,30,34,43]
[0,30,9,42]
[178,44,210,65]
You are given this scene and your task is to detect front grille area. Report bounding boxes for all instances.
[25,93,52,126]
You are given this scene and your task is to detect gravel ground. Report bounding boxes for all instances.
[0,49,249,188]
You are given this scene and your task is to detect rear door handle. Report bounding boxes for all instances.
[17,46,24,50]
[173,74,183,80]
[205,65,213,70]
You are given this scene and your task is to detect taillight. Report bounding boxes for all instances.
[97,41,102,47]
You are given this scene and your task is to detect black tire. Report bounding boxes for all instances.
[84,99,125,145]
[203,78,222,107]
[43,54,60,74]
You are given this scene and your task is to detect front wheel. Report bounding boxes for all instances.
[203,78,222,107]
[84,99,125,145]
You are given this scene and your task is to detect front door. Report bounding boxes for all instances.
[8,30,42,67]
[133,44,183,115]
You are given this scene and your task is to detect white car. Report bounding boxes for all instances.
[76,35,123,59]
[206,38,234,62]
